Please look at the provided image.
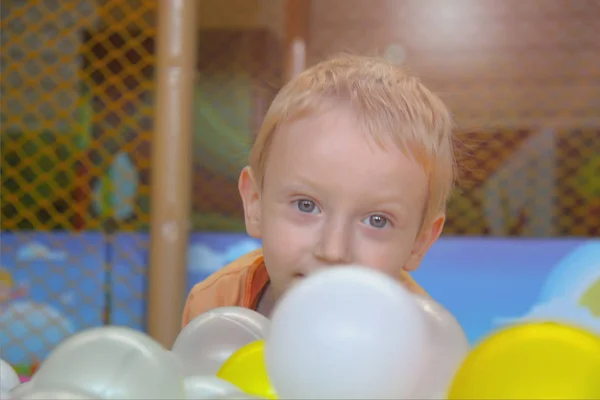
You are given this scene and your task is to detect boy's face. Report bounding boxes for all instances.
[240,105,445,300]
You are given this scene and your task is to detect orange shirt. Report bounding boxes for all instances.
[181,248,428,328]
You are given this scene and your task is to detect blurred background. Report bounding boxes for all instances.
[1,0,599,379]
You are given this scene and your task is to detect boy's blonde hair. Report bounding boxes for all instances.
[250,54,456,227]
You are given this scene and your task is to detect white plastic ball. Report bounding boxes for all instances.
[13,386,98,399]
[0,359,21,393]
[410,295,470,399]
[172,307,270,376]
[183,375,244,399]
[8,380,33,399]
[32,326,185,399]
[265,266,430,399]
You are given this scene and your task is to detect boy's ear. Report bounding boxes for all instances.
[404,212,445,271]
[238,166,262,238]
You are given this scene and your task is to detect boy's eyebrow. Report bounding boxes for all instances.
[279,174,323,193]
[279,182,319,196]
[281,178,411,208]
[366,197,410,216]
[369,197,409,208]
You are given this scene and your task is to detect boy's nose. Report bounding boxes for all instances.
[314,222,352,265]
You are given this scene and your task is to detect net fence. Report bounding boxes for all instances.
[1,0,156,372]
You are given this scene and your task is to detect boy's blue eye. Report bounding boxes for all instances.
[364,214,388,229]
[297,199,319,213]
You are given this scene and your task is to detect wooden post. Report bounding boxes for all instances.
[283,0,311,83]
[147,0,197,349]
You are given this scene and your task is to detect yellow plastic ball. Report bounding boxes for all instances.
[217,339,278,399]
[448,322,600,399]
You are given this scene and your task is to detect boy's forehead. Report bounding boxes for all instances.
[264,107,428,197]
[272,108,369,164]
[271,106,407,165]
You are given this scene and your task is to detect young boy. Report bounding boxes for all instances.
[182,54,456,327]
